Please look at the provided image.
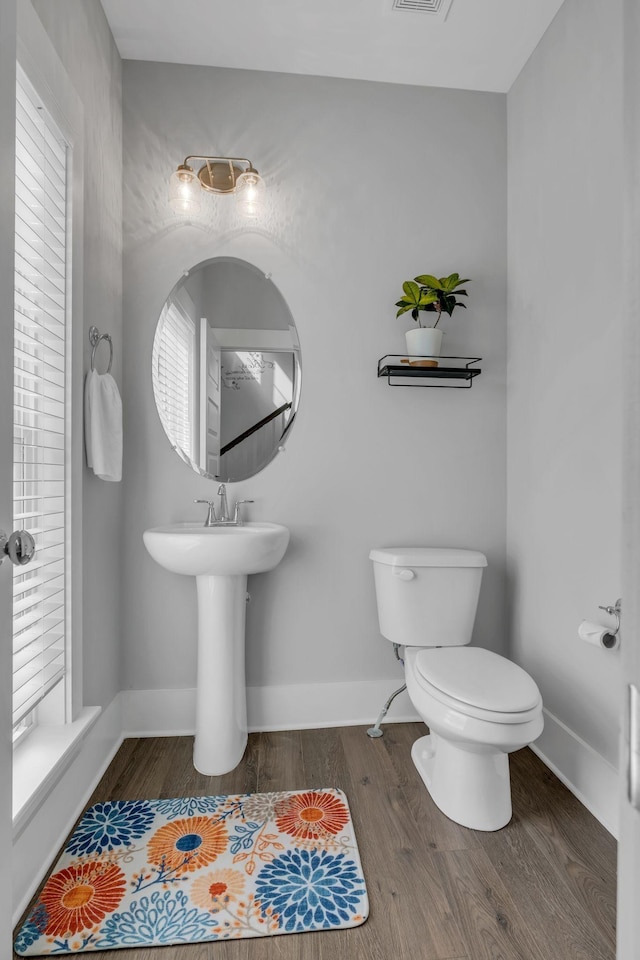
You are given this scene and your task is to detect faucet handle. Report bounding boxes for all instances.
[233,500,254,524]
[194,498,217,525]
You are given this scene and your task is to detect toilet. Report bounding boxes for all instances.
[370,547,543,831]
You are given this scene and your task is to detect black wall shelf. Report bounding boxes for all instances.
[377,355,482,388]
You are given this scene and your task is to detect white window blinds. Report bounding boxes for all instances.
[153,302,196,460]
[13,70,69,729]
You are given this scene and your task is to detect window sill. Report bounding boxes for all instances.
[13,706,101,840]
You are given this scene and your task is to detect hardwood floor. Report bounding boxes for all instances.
[14,723,617,959]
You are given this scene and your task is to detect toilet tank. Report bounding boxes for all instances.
[370,547,487,647]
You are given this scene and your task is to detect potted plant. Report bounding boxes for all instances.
[395,272,470,366]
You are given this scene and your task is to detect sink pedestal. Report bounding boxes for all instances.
[143,521,289,777]
[194,574,248,775]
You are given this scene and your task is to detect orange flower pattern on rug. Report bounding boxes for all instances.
[190,868,245,913]
[147,816,228,874]
[40,861,127,937]
[274,791,349,841]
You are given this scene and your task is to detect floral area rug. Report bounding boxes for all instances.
[14,788,368,955]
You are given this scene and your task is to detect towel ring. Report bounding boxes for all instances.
[89,325,113,374]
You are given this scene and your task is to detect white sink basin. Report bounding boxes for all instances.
[143,521,290,577]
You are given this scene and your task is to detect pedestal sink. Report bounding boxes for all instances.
[143,522,289,775]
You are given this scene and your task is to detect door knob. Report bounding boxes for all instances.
[0,529,36,566]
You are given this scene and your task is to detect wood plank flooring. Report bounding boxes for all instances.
[14,723,617,959]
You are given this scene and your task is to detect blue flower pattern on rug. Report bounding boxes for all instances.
[255,848,367,932]
[13,904,48,954]
[148,795,226,819]
[65,800,155,856]
[96,889,215,947]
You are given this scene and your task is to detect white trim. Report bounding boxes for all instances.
[12,695,122,925]
[0,0,17,943]
[247,680,418,732]
[530,707,619,838]
[121,679,418,737]
[12,706,101,840]
[619,2,640,954]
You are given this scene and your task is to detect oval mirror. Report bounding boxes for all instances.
[152,257,301,482]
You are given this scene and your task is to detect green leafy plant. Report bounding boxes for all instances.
[395,272,470,327]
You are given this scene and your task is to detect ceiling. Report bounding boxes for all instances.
[100,0,566,94]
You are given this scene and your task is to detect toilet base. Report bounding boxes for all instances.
[411,733,512,831]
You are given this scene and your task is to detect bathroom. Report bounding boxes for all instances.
[0,0,635,955]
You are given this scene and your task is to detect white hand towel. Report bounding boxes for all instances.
[84,369,123,481]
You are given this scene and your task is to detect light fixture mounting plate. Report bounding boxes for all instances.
[197,160,244,194]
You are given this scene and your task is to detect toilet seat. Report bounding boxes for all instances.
[410,647,542,725]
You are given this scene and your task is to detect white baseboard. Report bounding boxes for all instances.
[12,695,124,926]
[121,689,620,839]
[121,678,419,737]
[530,707,619,838]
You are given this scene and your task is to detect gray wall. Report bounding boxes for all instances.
[201,259,293,331]
[121,61,508,699]
[507,0,623,766]
[32,0,123,708]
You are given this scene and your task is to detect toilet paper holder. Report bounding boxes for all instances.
[597,598,622,642]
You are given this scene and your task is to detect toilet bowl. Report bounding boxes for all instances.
[405,646,543,830]
[370,547,544,831]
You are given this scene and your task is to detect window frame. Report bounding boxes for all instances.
[11,0,93,840]
[13,64,71,732]
[14,33,85,732]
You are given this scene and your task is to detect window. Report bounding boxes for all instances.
[12,67,70,733]
[153,301,196,461]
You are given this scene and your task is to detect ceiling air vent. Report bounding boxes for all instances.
[392,0,454,18]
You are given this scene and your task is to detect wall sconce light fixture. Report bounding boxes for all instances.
[169,156,265,218]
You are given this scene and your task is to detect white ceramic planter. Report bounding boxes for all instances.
[405,326,443,363]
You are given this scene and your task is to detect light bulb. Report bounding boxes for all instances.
[235,168,265,218]
[169,164,201,214]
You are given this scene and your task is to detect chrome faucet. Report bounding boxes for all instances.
[194,485,254,527]
[217,484,230,522]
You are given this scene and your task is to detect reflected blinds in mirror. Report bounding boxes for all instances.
[152,258,301,482]
[12,68,69,728]
[153,302,196,461]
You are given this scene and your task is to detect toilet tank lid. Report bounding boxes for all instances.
[369,547,487,568]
